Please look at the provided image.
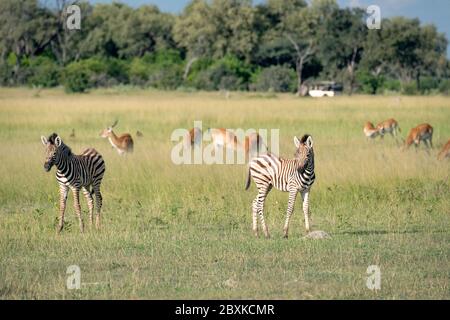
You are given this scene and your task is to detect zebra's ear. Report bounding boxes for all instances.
[306,136,314,148]
[294,136,301,148]
[41,136,48,146]
[55,136,62,147]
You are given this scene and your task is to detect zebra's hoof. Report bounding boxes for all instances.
[283,234,288,239]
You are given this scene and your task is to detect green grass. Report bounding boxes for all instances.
[0,88,449,299]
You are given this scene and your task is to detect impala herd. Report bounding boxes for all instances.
[364,118,449,158]
[75,117,448,160]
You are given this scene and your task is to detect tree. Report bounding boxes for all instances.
[255,0,321,96]
[174,0,257,80]
[119,5,176,58]
[173,0,216,79]
[379,17,447,91]
[0,0,56,83]
[319,7,367,94]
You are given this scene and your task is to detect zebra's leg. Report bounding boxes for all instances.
[57,185,69,234]
[71,187,84,233]
[283,190,298,238]
[301,191,311,233]
[256,186,271,238]
[252,198,259,237]
[93,184,103,229]
[82,187,94,227]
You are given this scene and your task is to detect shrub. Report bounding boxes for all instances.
[418,77,439,94]
[129,50,183,89]
[402,82,418,95]
[381,79,401,93]
[438,79,450,95]
[251,65,296,92]
[62,61,91,93]
[191,55,253,91]
[26,57,61,88]
[62,57,129,92]
[356,70,384,95]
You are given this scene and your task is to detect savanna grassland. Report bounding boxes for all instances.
[0,88,449,299]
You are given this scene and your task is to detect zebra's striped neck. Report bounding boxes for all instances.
[54,144,74,172]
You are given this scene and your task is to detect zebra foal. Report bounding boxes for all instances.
[245,134,315,238]
[41,133,105,233]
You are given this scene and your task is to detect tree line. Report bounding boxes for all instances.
[1,0,449,94]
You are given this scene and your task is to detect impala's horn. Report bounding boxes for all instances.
[111,120,118,128]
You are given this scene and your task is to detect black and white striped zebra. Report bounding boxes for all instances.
[41,133,106,233]
[245,134,315,238]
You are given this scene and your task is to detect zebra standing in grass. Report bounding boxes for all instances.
[41,133,105,233]
[245,134,315,238]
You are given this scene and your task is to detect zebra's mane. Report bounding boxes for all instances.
[300,134,311,144]
[48,133,72,156]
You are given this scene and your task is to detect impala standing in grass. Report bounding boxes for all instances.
[404,123,434,150]
[209,128,239,150]
[363,122,381,140]
[100,120,134,155]
[438,139,450,160]
[243,131,268,161]
[184,127,203,149]
[377,118,401,139]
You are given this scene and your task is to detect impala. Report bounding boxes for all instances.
[184,127,203,149]
[363,122,381,140]
[437,139,450,160]
[100,120,134,155]
[404,123,433,150]
[209,128,239,150]
[377,118,401,138]
[243,132,268,160]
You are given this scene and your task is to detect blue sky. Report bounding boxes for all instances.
[89,0,450,57]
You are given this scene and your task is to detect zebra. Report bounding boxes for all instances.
[41,133,106,233]
[245,134,315,238]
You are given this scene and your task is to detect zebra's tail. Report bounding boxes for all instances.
[245,167,251,190]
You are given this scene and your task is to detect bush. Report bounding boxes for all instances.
[26,57,61,88]
[251,65,296,92]
[62,61,91,93]
[381,79,401,93]
[191,55,253,91]
[0,62,14,86]
[62,57,129,92]
[129,50,183,89]
[356,70,384,94]
[418,77,439,94]
[439,79,450,95]
[402,82,418,95]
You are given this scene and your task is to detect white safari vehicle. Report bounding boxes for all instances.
[308,81,342,98]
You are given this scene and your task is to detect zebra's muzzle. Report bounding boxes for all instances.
[44,163,52,172]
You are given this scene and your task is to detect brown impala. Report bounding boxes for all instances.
[377,118,401,138]
[100,120,134,155]
[243,132,267,160]
[184,127,203,149]
[437,139,450,160]
[363,121,381,140]
[404,123,433,150]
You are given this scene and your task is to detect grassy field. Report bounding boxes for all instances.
[0,88,449,299]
